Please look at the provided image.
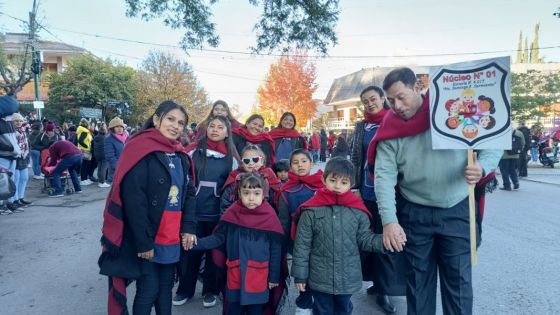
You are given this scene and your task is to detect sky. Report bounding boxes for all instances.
[1,0,559,116]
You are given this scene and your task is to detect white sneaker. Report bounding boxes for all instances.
[98,183,111,188]
[33,175,44,180]
[295,307,313,315]
[80,179,92,186]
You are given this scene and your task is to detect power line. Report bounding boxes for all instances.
[4,12,560,60]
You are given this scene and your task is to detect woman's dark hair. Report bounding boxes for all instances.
[483,116,496,130]
[142,100,189,132]
[206,100,234,121]
[238,172,265,191]
[277,112,297,130]
[382,67,417,91]
[241,144,266,166]
[196,115,234,174]
[478,95,496,114]
[289,148,312,165]
[245,114,265,126]
[323,157,355,186]
[360,85,390,109]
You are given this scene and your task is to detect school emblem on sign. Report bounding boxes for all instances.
[429,57,511,149]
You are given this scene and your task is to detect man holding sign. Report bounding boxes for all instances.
[368,67,502,315]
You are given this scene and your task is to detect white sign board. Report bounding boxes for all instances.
[429,57,511,149]
[33,101,44,109]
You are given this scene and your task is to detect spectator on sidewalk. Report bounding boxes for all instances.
[105,117,127,183]
[32,121,60,153]
[46,140,82,197]
[517,122,530,177]
[309,131,320,162]
[93,123,110,188]
[0,96,22,214]
[499,128,525,191]
[28,122,43,179]
[12,113,32,207]
[76,118,94,186]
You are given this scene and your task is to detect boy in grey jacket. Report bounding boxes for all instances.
[292,157,387,315]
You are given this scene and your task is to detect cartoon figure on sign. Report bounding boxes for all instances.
[445,98,462,116]
[459,88,477,118]
[168,185,179,206]
[462,124,478,139]
[476,95,495,115]
[446,116,461,129]
[478,115,496,130]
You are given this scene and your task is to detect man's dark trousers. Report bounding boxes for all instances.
[498,159,519,189]
[398,198,473,315]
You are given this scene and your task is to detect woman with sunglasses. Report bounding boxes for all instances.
[220,144,280,215]
[269,112,308,162]
[232,114,275,167]
[174,115,238,308]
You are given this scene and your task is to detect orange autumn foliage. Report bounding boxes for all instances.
[257,53,317,128]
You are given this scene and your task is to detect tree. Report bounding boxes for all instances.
[523,37,529,64]
[257,52,317,128]
[134,51,210,124]
[123,0,339,54]
[530,22,540,63]
[515,31,522,64]
[511,70,560,122]
[0,33,34,96]
[47,55,138,123]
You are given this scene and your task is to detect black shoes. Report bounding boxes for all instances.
[377,295,397,314]
[19,199,33,205]
[513,183,520,190]
[366,284,377,295]
[499,186,512,191]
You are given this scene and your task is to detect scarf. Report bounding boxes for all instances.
[185,139,228,155]
[100,128,184,315]
[222,167,281,194]
[363,108,389,124]
[15,127,29,158]
[277,170,324,205]
[268,128,309,150]
[366,91,430,170]
[291,188,370,240]
[221,200,283,235]
[112,132,127,144]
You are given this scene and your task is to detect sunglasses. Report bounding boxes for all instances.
[242,156,261,165]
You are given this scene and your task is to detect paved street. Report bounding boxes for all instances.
[1,166,559,315]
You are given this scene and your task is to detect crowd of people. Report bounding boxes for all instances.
[2,67,515,315]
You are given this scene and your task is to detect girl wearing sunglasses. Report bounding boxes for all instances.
[220,144,281,215]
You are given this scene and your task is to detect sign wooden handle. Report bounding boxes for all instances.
[468,149,477,266]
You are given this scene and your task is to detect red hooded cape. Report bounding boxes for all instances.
[221,200,283,235]
[277,170,324,205]
[100,128,187,315]
[291,188,370,240]
[268,128,309,150]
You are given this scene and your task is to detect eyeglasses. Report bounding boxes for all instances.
[242,156,261,165]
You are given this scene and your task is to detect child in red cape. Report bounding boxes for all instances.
[185,172,283,315]
[220,144,280,214]
[291,157,385,315]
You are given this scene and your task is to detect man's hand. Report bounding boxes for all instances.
[465,152,483,185]
[296,283,306,292]
[383,223,406,252]
[137,249,154,260]
[181,233,197,250]
[268,283,279,289]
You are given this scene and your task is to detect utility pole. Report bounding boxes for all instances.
[29,0,43,119]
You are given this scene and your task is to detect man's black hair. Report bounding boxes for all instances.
[382,67,417,91]
[273,159,290,173]
[323,157,355,185]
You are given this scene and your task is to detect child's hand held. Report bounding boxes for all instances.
[296,283,306,292]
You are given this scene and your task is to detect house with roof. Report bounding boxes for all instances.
[322,66,429,131]
[1,32,88,102]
